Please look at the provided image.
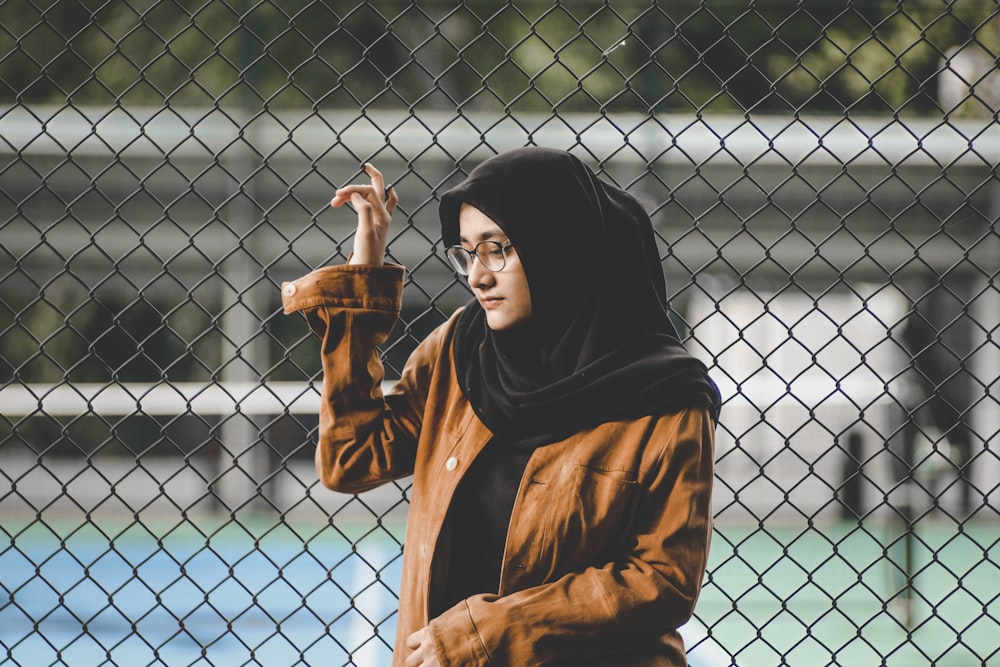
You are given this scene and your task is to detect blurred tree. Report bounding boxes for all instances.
[0,0,996,113]
[0,288,219,384]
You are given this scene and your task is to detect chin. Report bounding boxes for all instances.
[486,313,530,331]
[485,315,511,331]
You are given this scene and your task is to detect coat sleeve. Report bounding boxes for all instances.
[281,264,432,493]
[428,406,716,666]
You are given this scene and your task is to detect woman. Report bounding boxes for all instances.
[281,147,721,666]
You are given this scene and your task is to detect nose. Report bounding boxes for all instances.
[467,252,495,289]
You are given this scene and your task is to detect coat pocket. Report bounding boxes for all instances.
[538,463,641,577]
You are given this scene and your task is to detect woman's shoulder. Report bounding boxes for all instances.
[386,308,484,435]
[415,306,467,354]
[394,306,468,392]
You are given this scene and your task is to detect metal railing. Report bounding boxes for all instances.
[2,2,998,665]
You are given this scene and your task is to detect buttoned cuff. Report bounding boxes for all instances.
[280,264,405,315]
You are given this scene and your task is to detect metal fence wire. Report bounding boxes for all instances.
[2,1,999,665]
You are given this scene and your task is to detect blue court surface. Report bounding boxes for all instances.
[2,517,405,666]
[2,516,997,666]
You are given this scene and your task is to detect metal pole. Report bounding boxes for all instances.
[968,181,1000,515]
[213,5,270,515]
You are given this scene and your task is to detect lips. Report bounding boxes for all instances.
[480,296,503,309]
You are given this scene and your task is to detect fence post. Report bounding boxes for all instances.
[839,431,864,519]
[213,114,270,515]
[970,185,1000,512]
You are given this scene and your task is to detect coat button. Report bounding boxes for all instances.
[445,456,458,471]
[282,282,297,297]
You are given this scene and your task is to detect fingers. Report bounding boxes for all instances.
[364,162,385,201]
[330,163,394,209]
[330,184,376,208]
[350,191,372,220]
[330,185,395,210]
[404,628,429,667]
[336,164,396,266]
[385,184,398,215]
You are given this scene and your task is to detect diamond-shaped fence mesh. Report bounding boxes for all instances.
[2,1,998,665]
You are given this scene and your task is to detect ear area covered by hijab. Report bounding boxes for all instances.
[440,146,721,447]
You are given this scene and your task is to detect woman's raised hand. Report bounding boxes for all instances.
[331,163,398,266]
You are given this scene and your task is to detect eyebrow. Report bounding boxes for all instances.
[458,228,507,245]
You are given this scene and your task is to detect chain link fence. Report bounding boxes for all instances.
[2,1,999,665]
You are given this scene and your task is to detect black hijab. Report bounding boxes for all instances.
[440,147,720,448]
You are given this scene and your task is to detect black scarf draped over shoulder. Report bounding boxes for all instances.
[440,147,720,449]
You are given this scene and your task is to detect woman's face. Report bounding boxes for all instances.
[458,203,532,330]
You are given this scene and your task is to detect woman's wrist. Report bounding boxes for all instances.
[348,237,386,265]
[348,253,383,266]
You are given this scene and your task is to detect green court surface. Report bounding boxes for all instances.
[2,515,997,666]
[697,519,1000,666]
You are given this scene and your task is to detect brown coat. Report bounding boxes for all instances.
[282,264,715,666]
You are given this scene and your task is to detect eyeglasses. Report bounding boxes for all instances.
[445,240,514,276]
